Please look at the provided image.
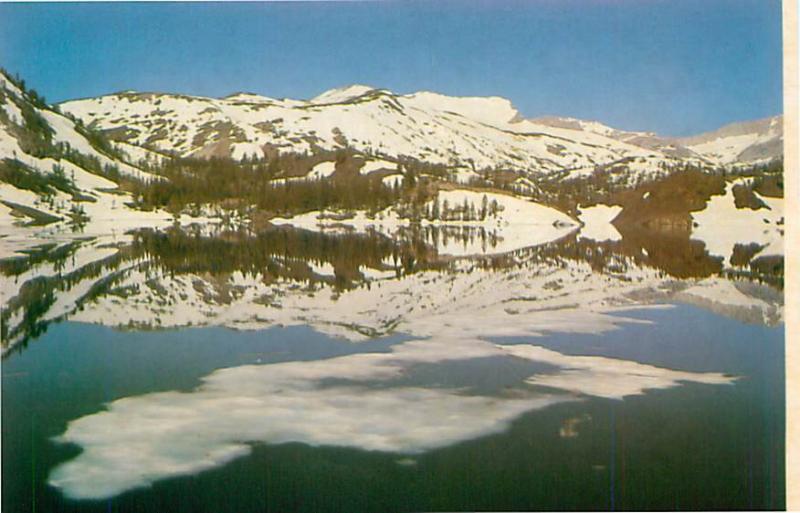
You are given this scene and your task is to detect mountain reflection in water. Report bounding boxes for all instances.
[0,221,785,511]
[1,222,783,354]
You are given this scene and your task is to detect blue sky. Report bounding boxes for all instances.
[0,0,783,136]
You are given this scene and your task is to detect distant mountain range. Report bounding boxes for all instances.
[59,84,782,183]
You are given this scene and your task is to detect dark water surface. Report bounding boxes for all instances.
[1,304,784,512]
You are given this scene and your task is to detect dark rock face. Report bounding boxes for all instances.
[612,170,726,234]
[732,184,768,210]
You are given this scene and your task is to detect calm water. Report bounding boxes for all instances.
[2,305,784,512]
[0,224,786,511]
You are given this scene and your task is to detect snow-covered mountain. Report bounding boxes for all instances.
[60,85,782,180]
[60,86,664,176]
[531,114,783,166]
[0,69,785,353]
[0,71,175,256]
[675,116,783,166]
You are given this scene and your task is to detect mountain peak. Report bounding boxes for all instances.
[310,84,384,105]
[403,91,519,127]
[223,92,275,103]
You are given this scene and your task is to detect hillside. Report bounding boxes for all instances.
[675,116,783,165]
[60,86,782,185]
[0,70,177,257]
[532,115,782,167]
[1,71,786,284]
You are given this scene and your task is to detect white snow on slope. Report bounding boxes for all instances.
[692,183,784,259]
[113,141,171,167]
[689,134,763,163]
[679,278,773,309]
[308,161,336,179]
[310,84,378,104]
[381,174,403,187]
[0,72,220,263]
[359,159,396,175]
[577,204,622,242]
[60,87,697,180]
[38,110,157,182]
[434,189,574,225]
[404,91,519,128]
[681,116,782,166]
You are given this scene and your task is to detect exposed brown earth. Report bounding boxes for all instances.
[730,242,766,267]
[612,170,726,232]
[732,183,768,210]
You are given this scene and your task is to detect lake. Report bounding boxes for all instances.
[1,224,786,511]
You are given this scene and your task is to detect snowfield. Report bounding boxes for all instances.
[577,204,623,242]
[0,70,228,260]
[60,84,782,181]
[691,182,784,259]
[271,188,578,257]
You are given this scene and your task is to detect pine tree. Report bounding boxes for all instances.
[404,167,417,189]
[431,197,440,220]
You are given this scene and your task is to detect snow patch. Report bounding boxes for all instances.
[577,204,622,242]
[692,184,783,259]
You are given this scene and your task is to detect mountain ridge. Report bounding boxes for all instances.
[59,85,783,185]
[61,83,781,138]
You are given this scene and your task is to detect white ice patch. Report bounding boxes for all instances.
[49,330,733,500]
[501,344,731,399]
